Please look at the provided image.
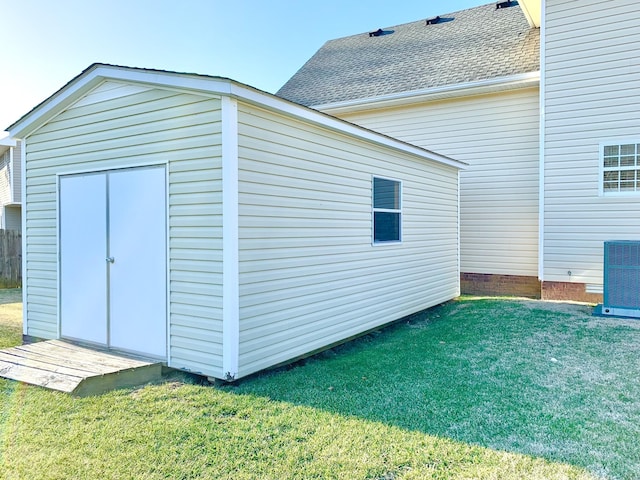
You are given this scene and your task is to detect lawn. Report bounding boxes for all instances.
[0,293,639,479]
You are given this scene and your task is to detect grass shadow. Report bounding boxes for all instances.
[0,288,22,305]
[226,298,640,479]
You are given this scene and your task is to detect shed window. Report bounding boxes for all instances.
[602,142,640,194]
[373,177,401,243]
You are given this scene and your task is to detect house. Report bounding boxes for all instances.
[278,1,542,299]
[7,63,464,380]
[278,0,639,303]
[0,137,22,231]
[541,0,640,302]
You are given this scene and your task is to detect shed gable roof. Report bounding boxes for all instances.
[277,2,540,107]
[7,63,465,170]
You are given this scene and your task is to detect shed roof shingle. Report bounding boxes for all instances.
[277,2,540,107]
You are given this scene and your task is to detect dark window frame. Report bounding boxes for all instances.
[372,176,402,244]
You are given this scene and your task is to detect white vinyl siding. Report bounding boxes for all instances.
[236,102,459,377]
[336,88,540,277]
[12,141,22,203]
[544,0,640,285]
[0,141,22,231]
[4,206,21,231]
[0,150,11,206]
[23,82,224,374]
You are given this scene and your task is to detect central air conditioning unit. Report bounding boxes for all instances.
[602,240,640,319]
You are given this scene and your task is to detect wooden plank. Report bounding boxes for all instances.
[73,363,163,397]
[21,341,153,370]
[0,340,164,396]
[0,350,96,377]
[0,360,80,393]
[0,229,21,288]
[8,345,125,375]
[46,340,154,367]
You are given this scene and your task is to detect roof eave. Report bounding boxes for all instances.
[313,72,541,115]
[6,64,235,139]
[0,136,16,155]
[519,0,542,28]
[228,81,466,170]
[7,63,466,171]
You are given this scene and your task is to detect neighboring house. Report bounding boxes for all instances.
[7,64,463,380]
[0,137,21,231]
[278,0,639,303]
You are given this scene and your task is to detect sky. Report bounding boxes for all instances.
[1,0,488,134]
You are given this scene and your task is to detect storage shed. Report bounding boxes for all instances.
[8,64,464,381]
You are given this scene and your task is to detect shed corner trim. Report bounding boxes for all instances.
[221,96,240,379]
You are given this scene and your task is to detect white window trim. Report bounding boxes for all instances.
[371,175,402,246]
[599,139,640,197]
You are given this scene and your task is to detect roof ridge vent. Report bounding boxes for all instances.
[496,0,518,8]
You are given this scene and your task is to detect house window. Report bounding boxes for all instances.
[372,176,401,243]
[602,142,640,194]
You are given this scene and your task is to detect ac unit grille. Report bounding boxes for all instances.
[603,241,640,317]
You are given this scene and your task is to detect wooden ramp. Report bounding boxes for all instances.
[0,340,163,396]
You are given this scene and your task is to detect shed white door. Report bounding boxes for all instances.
[59,167,167,359]
[59,173,108,345]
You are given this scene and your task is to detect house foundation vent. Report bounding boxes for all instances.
[603,240,640,318]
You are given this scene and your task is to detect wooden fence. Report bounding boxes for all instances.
[0,230,21,288]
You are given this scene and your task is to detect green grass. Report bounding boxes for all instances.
[0,289,22,349]
[0,294,639,479]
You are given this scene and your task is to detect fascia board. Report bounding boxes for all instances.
[89,64,234,96]
[228,82,466,170]
[314,72,541,115]
[0,136,16,155]
[519,0,542,28]
[8,63,466,171]
[7,64,232,139]
[8,75,105,139]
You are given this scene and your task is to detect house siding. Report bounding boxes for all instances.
[0,141,23,231]
[0,150,11,207]
[12,141,21,204]
[23,81,225,374]
[236,102,459,377]
[543,0,640,286]
[4,206,21,231]
[335,88,540,278]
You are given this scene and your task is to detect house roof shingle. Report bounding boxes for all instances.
[277,2,540,107]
